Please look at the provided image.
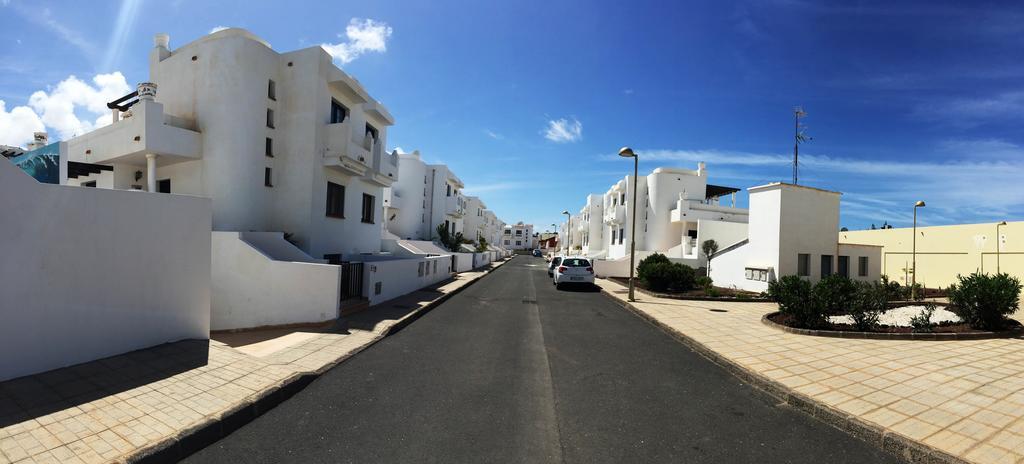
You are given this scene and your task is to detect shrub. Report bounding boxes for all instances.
[909,304,936,333]
[767,275,824,328]
[813,275,857,315]
[880,275,904,301]
[642,262,695,292]
[636,253,671,283]
[695,275,714,292]
[948,273,1022,330]
[849,281,887,331]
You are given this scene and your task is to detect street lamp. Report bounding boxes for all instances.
[997,221,1007,273]
[562,210,571,255]
[619,147,639,302]
[912,200,925,300]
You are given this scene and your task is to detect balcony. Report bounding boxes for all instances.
[446,195,466,218]
[603,205,626,225]
[323,120,371,176]
[384,189,402,211]
[671,198,749,223]
[367,144,397,187]
[67,99,201,167]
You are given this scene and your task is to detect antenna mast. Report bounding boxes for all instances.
[793,106,809,185]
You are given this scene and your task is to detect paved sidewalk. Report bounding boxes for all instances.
[0,260,506,464]
[598,278,1024,464]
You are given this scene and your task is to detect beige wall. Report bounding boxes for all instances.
[839,221,1024,288]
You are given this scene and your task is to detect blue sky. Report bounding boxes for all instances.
[2,0,1023,232]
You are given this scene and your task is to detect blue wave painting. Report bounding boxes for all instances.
[9,142,60,184]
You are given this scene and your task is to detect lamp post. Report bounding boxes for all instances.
[997,221,1007,273]
[912,200,925,300]
[619,147,639,302]
[562,211,571,255]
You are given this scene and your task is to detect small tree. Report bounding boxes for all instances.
[475,237,489,253]
[436,223,467,252]
[701,239,719,276]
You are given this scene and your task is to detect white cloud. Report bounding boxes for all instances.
[27,72,132,140]
[543,117,583,143]
[484,129,503,140]
[210,26,229,34]
[321,18,393,64]
[0,100,45,147]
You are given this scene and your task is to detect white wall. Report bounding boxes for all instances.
[354,254,452,305]
[211,232,341,330]
[0,161,211,381]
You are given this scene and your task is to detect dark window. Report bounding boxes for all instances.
[330,99,347,124]
[365,123,379,140]
[264,168,273,187]
[563,258,591,267]
[821,255,833,277]
[268,80,276,100]
[515,230,522,236]
[797,254,810,276]
[265,137,273,157]
[446,184,451,196]
[82,181,97,187]
[361,193,375,223]
[858,257,869,277]
[266,109,274,128]
[612,229,617,243]
[157,179,171,193]
[838,256,849,277]
[326,182,345,218]
[619,228,625,244]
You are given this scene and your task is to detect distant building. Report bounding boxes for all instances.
[502,222,535,250]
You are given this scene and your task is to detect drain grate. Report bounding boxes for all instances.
[522,298,538,304]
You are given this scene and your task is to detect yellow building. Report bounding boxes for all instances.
[839,221,1023,289]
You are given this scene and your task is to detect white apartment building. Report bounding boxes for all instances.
[710,183,881,292]
[65,28,396,260]
[463,196,489,244]
[503,222,535,250]
[384,150,467,241]
[581,163,748,275]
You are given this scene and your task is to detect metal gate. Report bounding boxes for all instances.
[339,262,364,301]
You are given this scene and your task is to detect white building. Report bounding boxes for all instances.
[384,150,467,241]
[503,222,535,250]
[710,183,881,292]
[582,163,749,276]
[463,196,490,244]
[66,29,397,260]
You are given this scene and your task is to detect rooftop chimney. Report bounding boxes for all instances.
[154,33,170,49]
[137,82,157,101]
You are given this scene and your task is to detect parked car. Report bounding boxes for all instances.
[532,249,542,257]
[552,257,595,288]
[547,256,563,277]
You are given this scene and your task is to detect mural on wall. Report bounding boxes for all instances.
[9,142,60,184]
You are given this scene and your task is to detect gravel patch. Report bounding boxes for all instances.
[829,305,961,327]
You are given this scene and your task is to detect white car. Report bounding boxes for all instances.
[552,257,595,288]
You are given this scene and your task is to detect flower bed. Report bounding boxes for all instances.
[608,276,767,301]
[763,310,1022,340]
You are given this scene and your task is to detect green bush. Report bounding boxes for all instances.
[695,275,714,292]
[948,273,1022,330]
[880,275,904,301]
[849,281,887,330]
[767,275,824,328]
[636,253,671,283]
[909,304,936,333]
[641,261,695,292]
[813,275,857,315]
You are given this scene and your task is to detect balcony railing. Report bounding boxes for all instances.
[603,205,626,225]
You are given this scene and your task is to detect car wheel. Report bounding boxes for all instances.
[555,282,562,290]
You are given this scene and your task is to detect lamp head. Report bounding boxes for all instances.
[914,201,926,207]
[562,210,570,215]
[618,147,636,158]
[998,221,1007,226]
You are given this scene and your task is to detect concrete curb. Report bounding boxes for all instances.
[126,258,512,464]
[599,288,970,464]
[761,312,1024,341]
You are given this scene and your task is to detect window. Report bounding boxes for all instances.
[266,108,274,128]
[326,182,345,218]
[361,194,375,223]
[418,262,424,277]
[268,79,276,100]
[516,240,522,246]
[619,228,625,244]
[264,168,273,187]
[562,258,591,267]
[838,256,849,278]
[821,255,833,277]
[375,282,382,295]
[265,137,273,157]
[323,254,342,265]
[797,254,810,277]
[157,179,171,193]
[446,184,451,196]
[504,240,510,245]
[433,260,437,274]
[82,181,97,187]
[515,230,522,236]
[330,99,348,124]
[858,257,869,277]
[365,123,379,140]
[612,229,617,243]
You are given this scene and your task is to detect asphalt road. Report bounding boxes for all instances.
[185,256,898,463]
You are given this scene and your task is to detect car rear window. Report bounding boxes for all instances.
[551,257,562,265]
[562,258,591,267]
